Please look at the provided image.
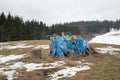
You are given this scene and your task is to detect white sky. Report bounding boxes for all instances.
[0,0,120,25]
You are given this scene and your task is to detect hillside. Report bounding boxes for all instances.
[89,28,120,45]
[0,40,93,80]
[0,31,120,80]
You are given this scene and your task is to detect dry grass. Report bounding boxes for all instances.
[0,48,33,55]
[16,49,55,63]
[0,40,51,45]
[0,40,51,55]
[90,43,120,48]
[0,40,120,80]
[16,69,50,80]
[0,75,7,80]
[60,54,120,80]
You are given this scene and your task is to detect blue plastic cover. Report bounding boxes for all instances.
[72,38,93,56]
[50,36,93,57]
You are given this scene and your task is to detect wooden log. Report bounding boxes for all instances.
[31,50,42,59]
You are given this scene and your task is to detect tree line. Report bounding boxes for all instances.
[0,12,120,42]
[0,12,49,42]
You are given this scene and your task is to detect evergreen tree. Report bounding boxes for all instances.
[0,12,6,41]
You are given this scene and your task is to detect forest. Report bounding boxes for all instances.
[0,12,120,42]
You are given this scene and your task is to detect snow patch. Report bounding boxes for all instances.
[0,43,49,50]
[50,65,91,80]
[0,61,65,80]
[0,43,33,50]
[34,45,49,49]
[24,61,65,72]
[9,62,25,69]
[89,29,120,45]
[96,46,120,56]
[0,55,92,80]
[3,70,16,80]
[0,54,27,64]
[0,62,22,80]
[0,43,8,45]
[49,60,92,80]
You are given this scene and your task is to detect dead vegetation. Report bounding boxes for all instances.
[0,40,120,80]
[0,74,7,80]
[61,54,120,80]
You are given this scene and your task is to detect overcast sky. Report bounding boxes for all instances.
[0,0,120,25]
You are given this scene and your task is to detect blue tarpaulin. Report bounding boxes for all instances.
[50,36,93,57]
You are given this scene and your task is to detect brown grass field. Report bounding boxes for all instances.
[0,40,120,80]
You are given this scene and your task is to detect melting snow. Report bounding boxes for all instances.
[8,62,25,69]
[0,54,92,80]
[34,45,49,49]
[0,43,8,45]
[0,43,49,50]
[24,61,65,72]
[0,41,92,80]
[50,65,91,80]
[89,29,120,45]
[49,60,92,80]
[1,70,16,80]
[0,54,27,64]
[96,46,120,56]
[0,43,33,50]
[0,56,65,80]
[0,55,26,80]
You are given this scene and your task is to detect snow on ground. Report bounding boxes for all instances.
[0,55,26,80]
[96,46,120,56]
[89,29,120,45]
[0,43,33,50]
[49,61,92,80]
[0,54,27,64]
[0,43,49,50]
[89,28,120,57]
[0,54,92,80]
[0,61,65,80]
[50,66,90,80]
[0,43,8,45]
[0,70,16,80]
[0,62,21,80]
[34,45,49,49]
[24,61,65,72]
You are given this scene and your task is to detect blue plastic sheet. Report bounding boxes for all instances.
[73,38,93,56]
[50,36,93,57]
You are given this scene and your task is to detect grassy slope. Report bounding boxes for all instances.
[0,40,120,80]
[61,54,120,80]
